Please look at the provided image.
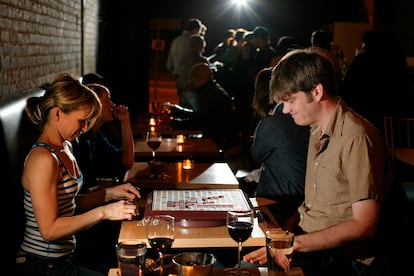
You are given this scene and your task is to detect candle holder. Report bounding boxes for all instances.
[176,134,185,144]
[183,159,194,170]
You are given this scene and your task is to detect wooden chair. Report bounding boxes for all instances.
[383,116,414,150]
[383,116,414,201]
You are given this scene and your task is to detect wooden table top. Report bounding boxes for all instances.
[108,266,304,276]
[126,162,239,190]
[133,112,203,138]
[119,217,265,248]
[134,137,224,162]
[391,148,414,166]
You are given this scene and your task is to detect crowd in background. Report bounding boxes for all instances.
[166,17,414,173]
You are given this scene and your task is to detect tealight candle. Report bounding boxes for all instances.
[176,134,185,144]
[149,117,156,126]
[183,159,193,170]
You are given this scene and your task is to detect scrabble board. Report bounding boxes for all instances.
[144,189,253,227]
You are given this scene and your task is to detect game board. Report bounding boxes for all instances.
[144,189,253,227]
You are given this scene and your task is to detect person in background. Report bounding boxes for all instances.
[166,17,206,95]
[243,48,397,276]
[242,67,309,229]
[180,62,238,150]
[310,29,333,51]
[239,67,276,194]
[231,32,256,145]
[208,28,237,70]
[80,72,106,87]
[176,34,210,104]
[74,83,134,190]
[72,82,135,273]
[342,30,411,134]
[234,25,275,142]
[270,35,303,67]
[250,26,277,77]
[310,29,343,83]
[249,67,276,139]
[16,73,140,276]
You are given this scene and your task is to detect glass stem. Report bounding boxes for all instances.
[152,151,156,160]
[159,251,164,274]
[237,242,242,271]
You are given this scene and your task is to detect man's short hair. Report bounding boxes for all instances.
[252,26,270,40]
[185,18,202,32]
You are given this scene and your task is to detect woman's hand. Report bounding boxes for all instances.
[106,183,141,202]
[101,199,138,221]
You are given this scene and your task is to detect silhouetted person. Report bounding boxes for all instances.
[250,26,277,77]
[311,29,333,51]
[180,63,238,149]
[166,18,206,95]
[342,30,411,133]
[271,35,303,67]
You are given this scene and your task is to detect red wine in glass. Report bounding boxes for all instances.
[146,131,162,160]
[148,237,174,252]
[226,210,254,275]
[147,215,175,275]
[227,221,254,243]
[146,141,161,151]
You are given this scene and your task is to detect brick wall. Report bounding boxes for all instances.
[83,0,98,75]
[0,0,98,100]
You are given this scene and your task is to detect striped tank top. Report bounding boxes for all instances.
[20,142,83,258]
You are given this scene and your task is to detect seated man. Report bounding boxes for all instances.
[180,62,239,149]
[243,48,399,276]
[72,82,135,274]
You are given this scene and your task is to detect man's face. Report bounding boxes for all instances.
[282,91,316,126]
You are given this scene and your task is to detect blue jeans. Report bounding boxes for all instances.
[15,253,104,276]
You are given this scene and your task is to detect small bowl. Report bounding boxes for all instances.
[172,252,216,276]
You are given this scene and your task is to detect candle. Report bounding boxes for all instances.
[177,145,183,152]
[183,159,193,170]
[149,117,156,126]
[176,134,185,144]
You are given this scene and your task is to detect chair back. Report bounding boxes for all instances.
[383,116,414,150]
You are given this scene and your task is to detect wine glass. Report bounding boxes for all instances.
[146,131,162,161]
[226,209,255,275]
[147,215,175,275]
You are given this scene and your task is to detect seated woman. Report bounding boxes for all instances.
[244,67,310,229]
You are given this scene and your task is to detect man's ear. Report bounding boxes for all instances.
[312,83,324,101]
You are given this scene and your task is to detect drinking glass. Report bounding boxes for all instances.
[147,215,175,275]
[266,229,295,274]
[116,240,147,276]
[146,131,162,161]
[226,209,254,275]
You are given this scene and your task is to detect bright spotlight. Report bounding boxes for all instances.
[233,0,248,7]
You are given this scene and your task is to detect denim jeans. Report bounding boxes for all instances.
[15,253,104,276]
